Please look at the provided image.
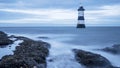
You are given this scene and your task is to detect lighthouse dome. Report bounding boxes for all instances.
[78,6,85,11]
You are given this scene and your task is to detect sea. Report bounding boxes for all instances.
[0,27,120,68]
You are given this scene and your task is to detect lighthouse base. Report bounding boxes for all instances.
[77,24,85,28]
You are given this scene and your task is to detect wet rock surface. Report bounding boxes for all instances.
[101,44,120,54]
[0,34,50,68]
[73,49,119,68]
[0,31,13,47]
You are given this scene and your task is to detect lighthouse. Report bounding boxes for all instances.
[77,6,85,28]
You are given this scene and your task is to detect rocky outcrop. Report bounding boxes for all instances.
[101,44,120,54]
[0,35,50,68]
[0,31,13,47]
[73,49,119,68]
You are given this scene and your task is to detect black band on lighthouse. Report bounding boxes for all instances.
[78,16,84,20]
[77,24,85,28]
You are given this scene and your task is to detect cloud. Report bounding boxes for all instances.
[85,4,120,25]
[0,0,120,9]
[0,3,120,26]
[0,0,78,9]
[84,0,120,7]
[0,0,17,3]
[0,1,31,9]
[0,8,77,24]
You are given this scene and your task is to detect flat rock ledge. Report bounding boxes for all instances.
[73,49,120,68]
[0,31,13,47]
[101,44,120,54]
[0,35,50,68]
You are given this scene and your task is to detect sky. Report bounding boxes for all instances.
[0,0,120,27]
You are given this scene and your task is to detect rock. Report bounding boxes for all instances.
[73,49,119,68]
[0,55,29,68]
[38,37,49,39]
[48,59,54,62]
[102,44,120,54]
[9,35,32,41]
[0,36,50,68]
[0,31,7,37]
[0,31,13,47]
[36,64,46,68]
[9,35,51,48]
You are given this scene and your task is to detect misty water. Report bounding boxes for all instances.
[0,27,120,67]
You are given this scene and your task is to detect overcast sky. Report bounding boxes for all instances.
[0,0,120,27]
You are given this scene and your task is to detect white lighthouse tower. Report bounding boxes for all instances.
[77,5,85,28]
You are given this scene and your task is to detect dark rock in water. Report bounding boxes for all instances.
[73,49,119,68]
[0,36,50,68]
[36,63,46,68]
[0,55,30,68]
[9,45,11,47]
[0,31,7,37]
[48,59,54,62]
[0,31,13,47]
[38,37,49,39]
[102,44,120,54]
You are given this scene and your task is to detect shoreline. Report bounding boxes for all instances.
[0,31,120,68]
